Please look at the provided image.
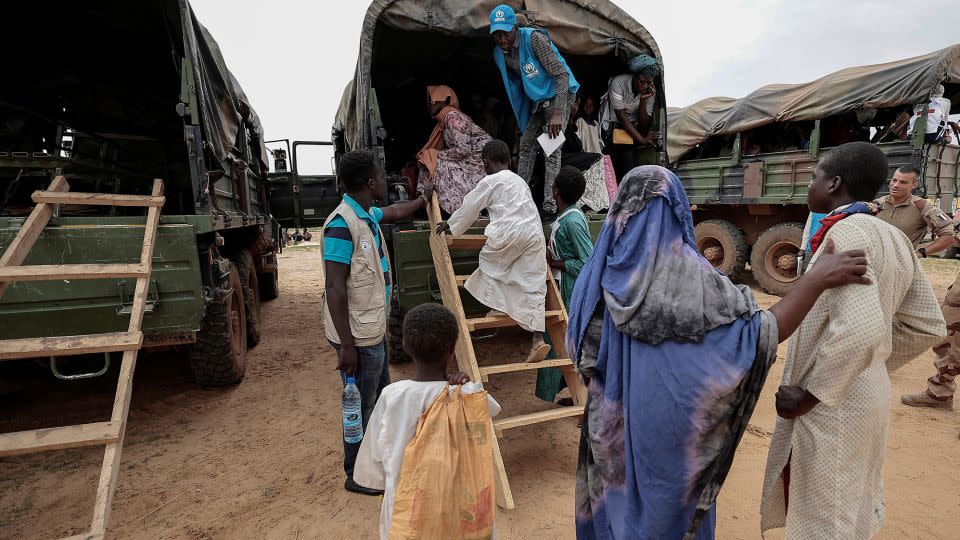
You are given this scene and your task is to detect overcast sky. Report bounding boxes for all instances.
[191,0,959,148]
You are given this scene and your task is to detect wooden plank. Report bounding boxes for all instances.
[446,234,487,250]
[479,358,573,377]
[491,422,514,510]
[466,310,563,331]
[493,406,586,431]
[91,179,163,533]
[61,532,104,540]
[455,274,469,286]
[428,197,481,382]
[0,263,148,282]
[0,331,143,361]
[32,191,165,207]
[0,176,69,299]
[0,422,119,457]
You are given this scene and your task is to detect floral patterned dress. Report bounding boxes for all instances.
[419,110,492,214]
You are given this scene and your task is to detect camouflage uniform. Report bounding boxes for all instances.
[874,195,957,407]
[928,278,960,401]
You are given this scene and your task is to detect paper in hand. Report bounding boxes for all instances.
[537,131,566,156]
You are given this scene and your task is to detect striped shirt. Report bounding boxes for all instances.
[505,29,571,117]
[322,194,391,302]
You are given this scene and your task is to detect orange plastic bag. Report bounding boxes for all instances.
[388,386,496,540]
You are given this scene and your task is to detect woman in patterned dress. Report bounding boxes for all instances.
[417,85,492,214]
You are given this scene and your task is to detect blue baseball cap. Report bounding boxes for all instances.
[489,4,516,34]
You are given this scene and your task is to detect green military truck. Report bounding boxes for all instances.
[667,45,960,295]
[271,0,666,361]
[0,1,279,385]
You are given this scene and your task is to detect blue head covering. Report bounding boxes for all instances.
[568,166,778,539]
[489,4,516,33]
[628,54,660,78]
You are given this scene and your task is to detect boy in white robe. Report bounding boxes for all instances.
[437,139,551,363]
[760,142,946,539]
[353,303,501,540]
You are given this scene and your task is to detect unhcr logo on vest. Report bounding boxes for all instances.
[524,62,540,79]
[494,10,506,23]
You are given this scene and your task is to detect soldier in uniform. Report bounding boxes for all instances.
[875,165,959,410]
[873,165,954,256]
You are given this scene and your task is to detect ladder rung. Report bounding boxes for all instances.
[456,275,469,286]
[62,533,104,540]
[467,310,564,331]
[0,421,120,457]
[0,331,142,361]
[494,405,585,432]
[32,191,165,207]
[480,358,574,377]
[446,235,487,249]
[0,263,148,282]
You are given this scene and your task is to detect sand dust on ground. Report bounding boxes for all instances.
[1,246,958,539]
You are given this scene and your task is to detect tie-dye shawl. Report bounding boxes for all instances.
[567,166,778,540]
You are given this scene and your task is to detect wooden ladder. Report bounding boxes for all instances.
[0,176,165,539]
[426,197,587,509]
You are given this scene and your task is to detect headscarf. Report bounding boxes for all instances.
[571,166,759,346]
[417,85,462,180]
[931,84,946,100]
[568,166,778,539]
[627,54,660,78]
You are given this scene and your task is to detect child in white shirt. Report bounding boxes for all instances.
[353,303,501,539]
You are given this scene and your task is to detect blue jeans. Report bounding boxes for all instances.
[331,339,390,479]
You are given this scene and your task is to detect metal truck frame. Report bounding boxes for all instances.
[668,45,960,295]
[0,0,280,385]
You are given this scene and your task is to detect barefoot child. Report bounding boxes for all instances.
[353,303,501,540]
[437,139,551,363]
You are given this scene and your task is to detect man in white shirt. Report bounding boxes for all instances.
[907,84,951,144]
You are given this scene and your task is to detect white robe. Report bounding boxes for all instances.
[759,215,946,539]
[353,381,501,540]
[448,169,548,332]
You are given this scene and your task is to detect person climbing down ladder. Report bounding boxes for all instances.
[431,139,588,508]
[436,140,552,364]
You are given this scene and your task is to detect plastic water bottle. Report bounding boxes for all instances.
[342,377,363,444]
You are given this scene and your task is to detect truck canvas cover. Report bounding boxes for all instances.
[334,0,663,150]
[667,44,960,163]
[2,0,267,172]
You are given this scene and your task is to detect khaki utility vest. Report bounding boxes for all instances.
[321,200,389,347]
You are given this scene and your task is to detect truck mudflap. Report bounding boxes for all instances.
[0,220,204,342]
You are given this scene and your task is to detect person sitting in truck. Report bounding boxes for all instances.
[416,85,492,215]
[489,3,580,217]
[907,84,952,144]
[436,140,551,364]
[321,149,435,496]
[561,96,610,212]
[600,54,661,182]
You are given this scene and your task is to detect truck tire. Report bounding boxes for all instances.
[232,249,262,347]
[750,223,804,297]
[190,264,248,386]
[694,220,748,278]
[259,270,280,301]
[387,294,410,364]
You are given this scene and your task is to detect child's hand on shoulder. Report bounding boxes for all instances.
[447,371,471,385]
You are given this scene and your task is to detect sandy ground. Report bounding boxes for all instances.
[1,246,959,539]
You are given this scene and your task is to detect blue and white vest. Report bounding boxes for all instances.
[493,27,580,134]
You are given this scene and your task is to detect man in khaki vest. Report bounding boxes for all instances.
[872,164,959,410]
[322,150,433,494]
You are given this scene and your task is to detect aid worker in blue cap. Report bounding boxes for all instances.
[490,3,580,217]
